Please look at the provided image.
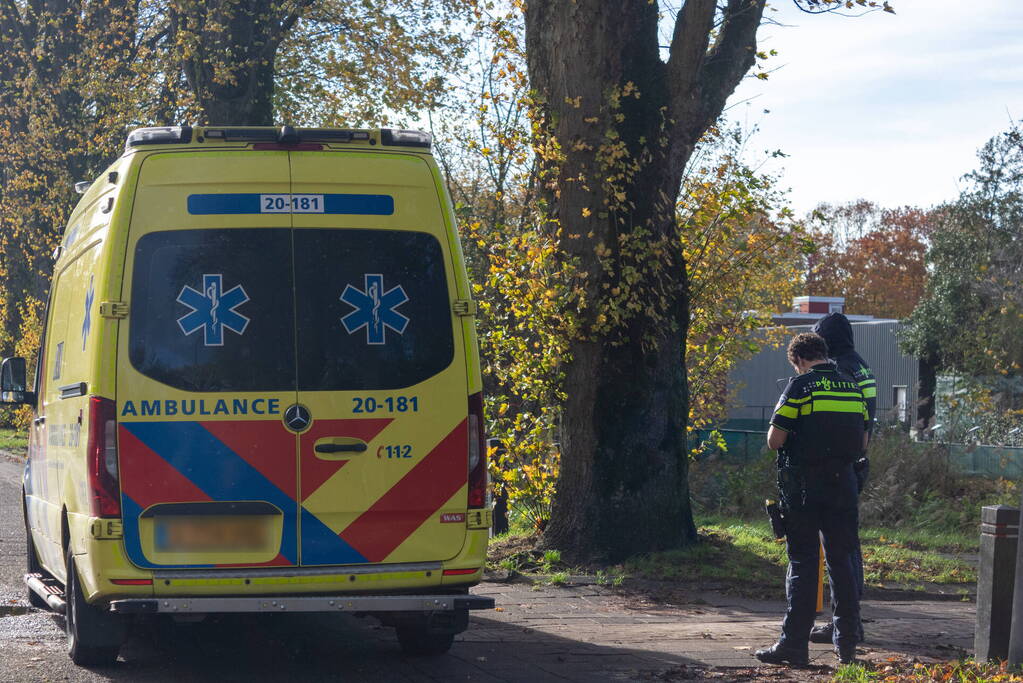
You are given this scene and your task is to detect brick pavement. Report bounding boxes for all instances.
[463,577,975,680]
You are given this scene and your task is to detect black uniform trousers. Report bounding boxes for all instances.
[779,463,860,650]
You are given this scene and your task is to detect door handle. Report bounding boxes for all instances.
[33,416,45,426]
[313,437,368,460]
[315,443,367,454]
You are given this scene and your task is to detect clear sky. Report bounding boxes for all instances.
[727,1,1023,217]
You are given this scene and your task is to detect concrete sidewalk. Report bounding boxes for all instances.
[465,576,974,681]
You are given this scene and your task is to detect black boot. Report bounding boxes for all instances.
[810,621,864,644]
[755,642,809,666]
[809,622,833,644]
[836,643,856,664]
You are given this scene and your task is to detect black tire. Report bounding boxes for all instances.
[23,499,48,610]
[396,627,455,656]
[65,554,123,666]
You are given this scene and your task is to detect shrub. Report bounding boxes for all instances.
[689,426,1017,538]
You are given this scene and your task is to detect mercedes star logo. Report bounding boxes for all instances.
[284,403,312,432]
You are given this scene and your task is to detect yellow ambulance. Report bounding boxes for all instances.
[1,126,492,666]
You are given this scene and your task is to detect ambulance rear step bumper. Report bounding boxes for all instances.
[25,573,66,613]
[108,594,495,615]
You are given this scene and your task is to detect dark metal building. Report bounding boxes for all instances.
[727,320,919,431]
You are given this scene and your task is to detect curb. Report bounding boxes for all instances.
[0,449,24,465]
[484,570,976,603]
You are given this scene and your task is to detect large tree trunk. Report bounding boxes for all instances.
[172,0,302,126]
[524,0,765,562]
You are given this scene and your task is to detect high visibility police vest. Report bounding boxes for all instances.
[770,363,868,466]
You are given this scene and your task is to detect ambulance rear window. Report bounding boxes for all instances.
[129,229,296,392]
[129,228,453,392]
[294,229,454,391]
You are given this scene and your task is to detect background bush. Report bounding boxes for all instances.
[688,427,1018,537]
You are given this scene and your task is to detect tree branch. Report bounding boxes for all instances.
[270,0,316,50]
[666,0,766,178]
[692,0,767,138]
[665,0,716,102]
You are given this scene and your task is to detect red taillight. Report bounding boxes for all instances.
[467,392,487,509]
[442,568,479,576]
[87,396,121,518]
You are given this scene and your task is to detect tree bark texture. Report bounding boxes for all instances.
[524,0,765,562]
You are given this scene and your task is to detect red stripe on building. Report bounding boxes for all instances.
[299,418,393,501]
[340,420,467,562]
[118,427,210,507]
[202,421,297,499]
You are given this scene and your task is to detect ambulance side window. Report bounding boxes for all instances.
[129,229,296,392]
[293,229,454,391]
[42,269,73,402]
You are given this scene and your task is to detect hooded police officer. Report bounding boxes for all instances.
[809,312,876,645]
[755,332,868,666]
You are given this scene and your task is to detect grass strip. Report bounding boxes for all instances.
[0,428,27,453]
[833,656,1023,682]
[623,517,976,597]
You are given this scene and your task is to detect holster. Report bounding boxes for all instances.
[776,449,805,509]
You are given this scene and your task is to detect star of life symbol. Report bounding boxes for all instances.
[340,274,409,345]
[81,275,94,351]
[176,274,251,346]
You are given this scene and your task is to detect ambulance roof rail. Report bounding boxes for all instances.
[201,127,373,145]
[124,125,430,150]
[203,127,278,142]
[298,129,371,143]
[380,129,432,149]
[125,126,193,150]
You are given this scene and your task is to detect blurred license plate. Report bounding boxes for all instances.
[155,517,266,552]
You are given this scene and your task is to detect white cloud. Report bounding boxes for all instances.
[729,0,1023,214]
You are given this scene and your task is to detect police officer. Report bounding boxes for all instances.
[809,312,876,645]
[755,332,868,666]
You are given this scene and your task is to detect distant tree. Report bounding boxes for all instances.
[805,202,930,319]
[903,120,1023,377]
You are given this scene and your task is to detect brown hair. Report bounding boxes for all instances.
[787,332,829,365]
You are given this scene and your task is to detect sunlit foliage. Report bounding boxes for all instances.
[681,125,803,436]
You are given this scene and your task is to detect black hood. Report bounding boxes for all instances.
[813,312,855,356]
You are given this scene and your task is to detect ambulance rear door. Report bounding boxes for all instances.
[289,150,470,566]
[117,151,301,569]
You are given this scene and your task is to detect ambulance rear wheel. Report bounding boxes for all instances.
[65,555,123,666]
[24,499,49,609]
[396,627,455,656]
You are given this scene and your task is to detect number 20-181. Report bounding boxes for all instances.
[352,396,419,414]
